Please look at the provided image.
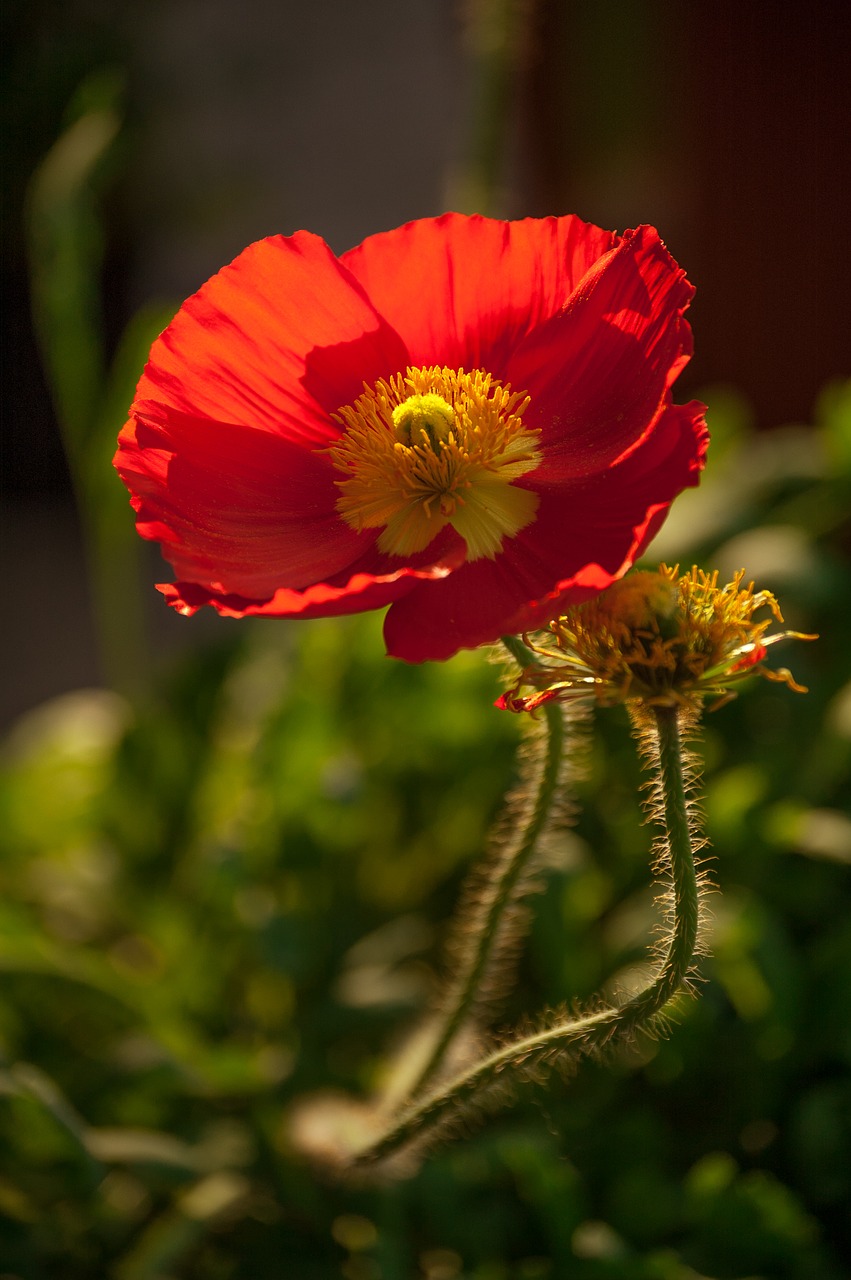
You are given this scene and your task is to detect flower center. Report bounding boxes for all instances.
[327,366,542,561]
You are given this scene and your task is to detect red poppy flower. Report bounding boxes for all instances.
[115,213,708,662]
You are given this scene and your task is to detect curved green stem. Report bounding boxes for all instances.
[354,703,699,1166]
[399,637,564,1102]
[630,703,699,1014]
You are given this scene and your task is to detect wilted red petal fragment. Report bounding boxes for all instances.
[115,214,708,661]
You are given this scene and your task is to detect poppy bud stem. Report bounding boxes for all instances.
[396,635,567,1104]
[351,701,703,1168]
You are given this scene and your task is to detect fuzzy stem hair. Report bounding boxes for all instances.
[351,701,706,1168]
[396,636,577,1103]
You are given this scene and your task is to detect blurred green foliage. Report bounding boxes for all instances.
[1,381,849,1278]
[25,70,175,694]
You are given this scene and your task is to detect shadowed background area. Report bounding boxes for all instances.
[1,2,850,1278]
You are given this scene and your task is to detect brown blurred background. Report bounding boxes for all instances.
[3,0,850,726]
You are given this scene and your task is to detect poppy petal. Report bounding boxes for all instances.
[340,212,617,372]
[116,409,368,597]
[507,226,695,480]
[160,562,452,620]
[133,233,408,445]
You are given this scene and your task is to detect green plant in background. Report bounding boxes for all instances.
[25,70,175,695]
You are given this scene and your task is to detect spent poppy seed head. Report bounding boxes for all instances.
[115,213,709,661]
[497,565,817,712]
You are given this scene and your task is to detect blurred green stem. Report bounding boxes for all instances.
[355,703,700,1166]
[26,76,162,696]
[453,0,526,214]
[399,635,564,1101]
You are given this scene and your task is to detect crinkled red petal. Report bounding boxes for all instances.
[340,212,617,374]
[382,399,708,661]
[159,561,454,620]
[116,409,368,597]
[507,226,695,480]
[132,233,408,444]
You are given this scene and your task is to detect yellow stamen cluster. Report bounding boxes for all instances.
[501,565,816,712]
[327,367,542,561]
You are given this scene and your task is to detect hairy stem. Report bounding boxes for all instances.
[629,703,699,1015]
[354,702,700,1167]
[399,637,565,1102]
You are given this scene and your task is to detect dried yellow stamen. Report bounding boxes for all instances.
[327,366,542,561]
[500,566,816,713]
